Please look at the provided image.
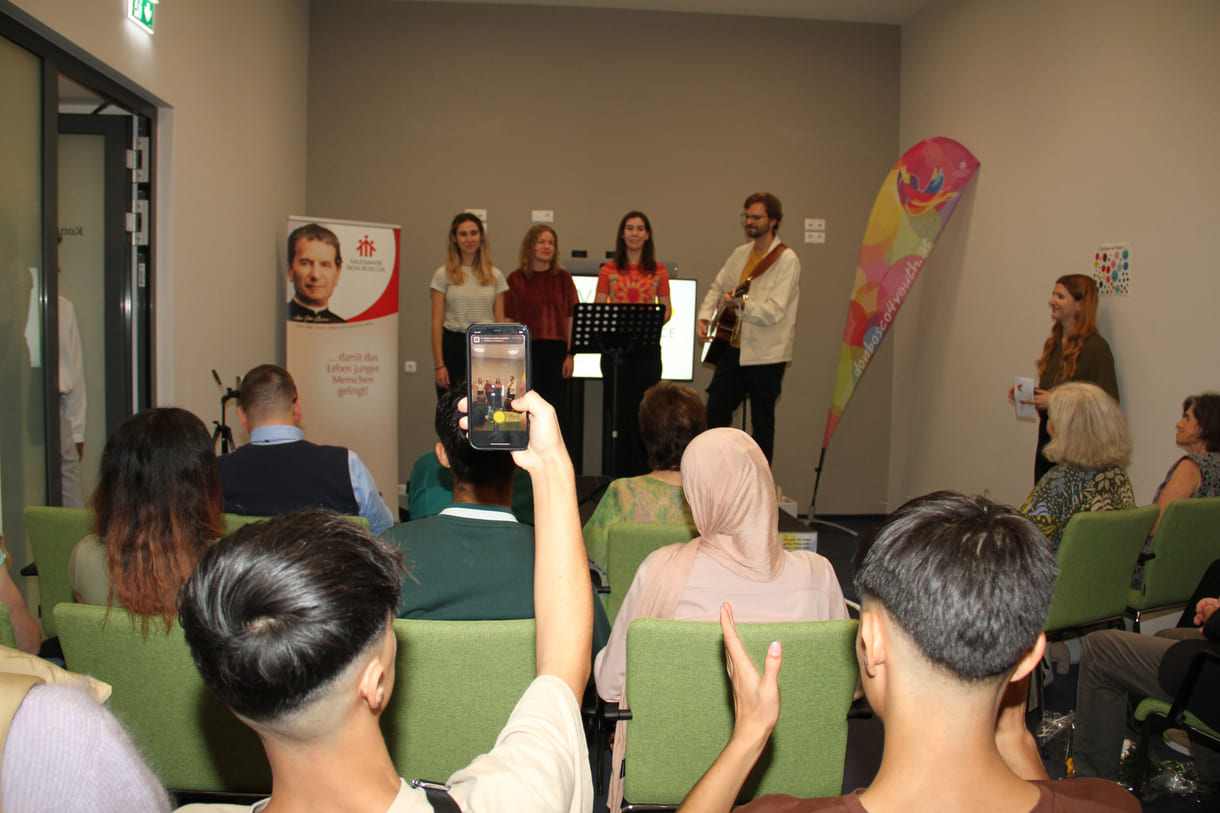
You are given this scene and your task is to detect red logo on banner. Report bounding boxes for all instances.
[356,234,376,257]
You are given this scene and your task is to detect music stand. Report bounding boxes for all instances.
[571,302,665,477]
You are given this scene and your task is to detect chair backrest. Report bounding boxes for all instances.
[383,618,536,783]
[0,605,15,650]
[23,506,92,639]
[1133,497,1220,611]
[623,617,858,806]
[55,603,271,794]
[605,523,696,624]
[223,513,370,534]
[1044,505,1160,634]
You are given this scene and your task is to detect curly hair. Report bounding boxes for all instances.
[516,224,563,275]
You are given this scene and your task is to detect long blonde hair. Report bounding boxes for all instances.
[444,213,495,286]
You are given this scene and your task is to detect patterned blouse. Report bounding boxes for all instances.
[582,475,696,572]
[1152,453,1220,502]
[1020,464,1136,550]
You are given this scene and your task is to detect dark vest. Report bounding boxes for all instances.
[219,439,359,517]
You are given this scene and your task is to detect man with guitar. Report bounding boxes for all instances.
[696,192,800,464]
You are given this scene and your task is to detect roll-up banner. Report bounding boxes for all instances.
[811,138,979,513]
[285,216,400,505]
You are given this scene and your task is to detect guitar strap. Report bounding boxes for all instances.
[738,241,788,291]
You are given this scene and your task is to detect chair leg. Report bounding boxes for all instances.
[1131,612,1141,634]
[1130,713,1161,795]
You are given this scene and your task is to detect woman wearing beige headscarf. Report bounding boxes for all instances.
[594,428,848,807]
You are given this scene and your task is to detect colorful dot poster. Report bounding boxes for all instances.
[1093,243,1131,295]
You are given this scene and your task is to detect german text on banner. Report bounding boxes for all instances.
[822,138,979,451]
[285,216,400,503]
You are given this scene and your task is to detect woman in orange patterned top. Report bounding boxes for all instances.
[597,211,673,477]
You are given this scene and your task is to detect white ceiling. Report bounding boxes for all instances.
[412,0,930,26]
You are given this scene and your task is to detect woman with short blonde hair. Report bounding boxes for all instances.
[1042,381,1132,469]
[1021,382,1135,549]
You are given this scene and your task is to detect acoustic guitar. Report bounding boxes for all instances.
[703,282,749,366]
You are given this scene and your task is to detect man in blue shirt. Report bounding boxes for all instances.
[218,364,394,533]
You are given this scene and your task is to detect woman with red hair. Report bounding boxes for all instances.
[1015,274,1119,482]
[69,408,224,634]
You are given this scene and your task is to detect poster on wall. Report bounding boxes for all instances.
[1093,242,1131,296]
[285,216,400,504]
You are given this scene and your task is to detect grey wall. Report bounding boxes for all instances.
[307,0,899,512]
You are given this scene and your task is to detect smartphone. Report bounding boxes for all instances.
[466,323,531,450]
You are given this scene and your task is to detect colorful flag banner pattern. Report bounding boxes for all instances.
[822,137,980,450]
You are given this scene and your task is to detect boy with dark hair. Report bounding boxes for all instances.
[679,492,1139,813]
[178,392,593,812]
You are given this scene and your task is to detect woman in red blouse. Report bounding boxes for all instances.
[505,225,578,429]
[597,211,673,477]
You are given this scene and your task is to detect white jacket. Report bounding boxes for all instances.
[698,235,800,365]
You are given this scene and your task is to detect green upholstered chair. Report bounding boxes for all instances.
[1043,505,1160,637]
[23,506,92,639]
[1130,648,1220,795]
[604,523,696,625]
[383,618,536,784]
[0,605,16,650]
[224,513,370,534]
[1037,505,1160,718]
[55,603,271,794]
[621,618,858,809]
[1127,497,1220,631]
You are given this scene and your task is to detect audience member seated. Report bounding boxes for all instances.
[175,389,593,813]
[583,381,706,572]
[407,448,534,524]
[1073,559,1220,784]
[0,644,170,811]
[384,389,608,650]
[679,492,1139,813]
[68,408,223,633]
[594,426,847,703]
[0,535,42,653]
[218,364,394,534]
[1020,381,1135,550]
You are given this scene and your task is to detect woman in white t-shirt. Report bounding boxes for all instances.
[431,213,507,396]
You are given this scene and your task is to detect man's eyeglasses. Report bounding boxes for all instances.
[740,214,768,223]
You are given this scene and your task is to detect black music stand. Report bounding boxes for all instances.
[571,302,665,477]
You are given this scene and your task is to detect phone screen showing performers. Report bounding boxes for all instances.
[467,323,531,450]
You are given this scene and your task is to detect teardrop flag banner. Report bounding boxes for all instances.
[812,137,979,512]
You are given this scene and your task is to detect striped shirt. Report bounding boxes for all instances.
[431,265,509,331]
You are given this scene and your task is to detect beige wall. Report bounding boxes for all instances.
[895,0,1220,509]
[307,0,899,511]
[11,0,310,429]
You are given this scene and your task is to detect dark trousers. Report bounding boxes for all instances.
[602,345,661,478]
[437,328,466,399]
[531,339,569,422]
[705,346,786,464]
[1035,411,1053,482]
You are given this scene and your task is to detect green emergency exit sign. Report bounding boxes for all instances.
[127,0,157,35]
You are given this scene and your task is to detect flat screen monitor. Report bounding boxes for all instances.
[566,261,696,381]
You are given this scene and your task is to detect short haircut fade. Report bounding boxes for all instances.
[853,491,1058,682]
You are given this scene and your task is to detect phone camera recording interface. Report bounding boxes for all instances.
[468,327,529,450]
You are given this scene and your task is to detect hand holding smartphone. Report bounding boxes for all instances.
[467,323,531,450]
